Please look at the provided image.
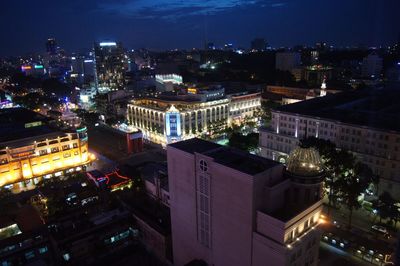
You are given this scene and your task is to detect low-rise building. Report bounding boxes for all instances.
[127,91,260,145]
[259,88,400,199]
[0,205,53,266]
[0,108,95,192]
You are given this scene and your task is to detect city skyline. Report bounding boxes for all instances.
[1,0,399,56]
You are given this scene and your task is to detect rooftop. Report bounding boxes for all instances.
[169,138,221,154]
[274,87,400,132]
[0,107,57,143]
[169,138,280,175]
[268,200,321,222]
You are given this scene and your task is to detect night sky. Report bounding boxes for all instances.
[0,0,399,56]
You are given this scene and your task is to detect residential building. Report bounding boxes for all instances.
[141,162,169,207]
[259,88,400,199]
[168,138,323,266]
[362,53,383,78]
[0,205,53,266]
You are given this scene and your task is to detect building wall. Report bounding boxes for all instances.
[168,147,204,266]
[127,94,260,145]
[362,54,383,77]
[169,143,324,266]
[253,202,322,266]
[94,42,126,91]
[134,212,172,262]
[168,146,256,266]
[0,132,91,191]
[259,110,400,199]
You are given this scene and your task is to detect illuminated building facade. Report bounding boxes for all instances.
[0,108,94,193]
[127,92,261,145]
[168,138,323,266]
[155,74,183,85]
[94,41,126,91]
[259,88,400,199]
[21,64,46,76]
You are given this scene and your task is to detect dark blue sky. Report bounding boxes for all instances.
[0,0,399,56]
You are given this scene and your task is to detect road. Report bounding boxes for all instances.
[319,242,366,266]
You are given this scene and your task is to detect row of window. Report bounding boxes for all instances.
[198,160,211,248]
[38,143,79,156]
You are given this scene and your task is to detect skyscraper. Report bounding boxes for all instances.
[46,38,57,55]
[251,38,267,51]
[94,41,126,92]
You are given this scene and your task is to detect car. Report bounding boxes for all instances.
[371,225,389,235]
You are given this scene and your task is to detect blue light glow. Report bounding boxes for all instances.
[100,42,117,47]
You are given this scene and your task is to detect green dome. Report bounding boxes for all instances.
[286,147,323,176]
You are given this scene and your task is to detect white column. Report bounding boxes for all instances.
[276,115,280,134]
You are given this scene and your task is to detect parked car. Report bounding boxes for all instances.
[371,225,390,238]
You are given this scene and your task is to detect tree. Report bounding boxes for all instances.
[260,100,280,126]
[377,192,399,227]
[337,161,372,228]
[228,132,259,152]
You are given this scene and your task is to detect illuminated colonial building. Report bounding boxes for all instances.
[127,90,261,145]
[0,108,94,193]
[259,88,400,199]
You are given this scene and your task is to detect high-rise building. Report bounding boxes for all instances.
[259,88,400,200]
[251,38,267,51]
[275,52,301,71]
[168,138,323,266]
[205,42,215,50]
[46,38,57,55]
[71,56,96,85]
[362,52,383,78]
[94,41,126,92]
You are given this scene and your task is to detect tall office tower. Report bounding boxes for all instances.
[46,38,57,55]
[168,138,323,266]
[71,56,96,85]
[94,41,126,92]
[205,42,215,50]
[251,38,267,51]
[361,52,383,78]
[275,51,301,71]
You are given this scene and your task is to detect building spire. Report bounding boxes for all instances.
[320,76,327,96]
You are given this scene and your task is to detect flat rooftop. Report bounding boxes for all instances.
[169,138,280,175]
[0,107,57,143]
[274,87,400,132]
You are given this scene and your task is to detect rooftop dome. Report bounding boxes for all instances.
[286,146,323,177]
